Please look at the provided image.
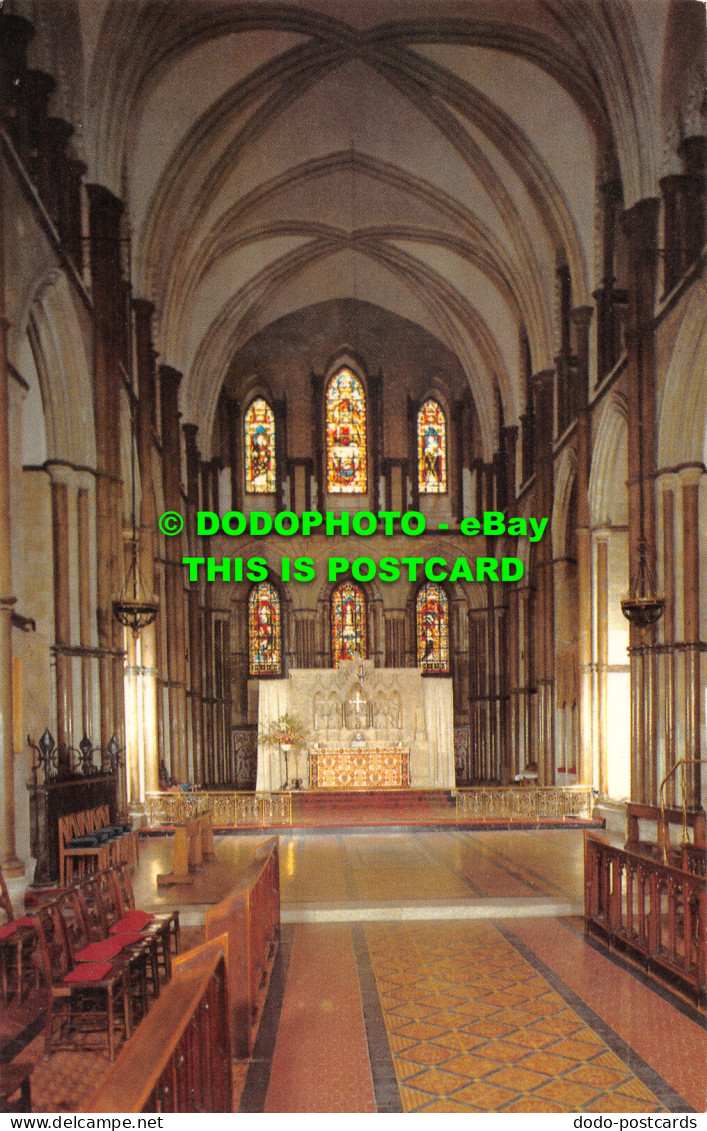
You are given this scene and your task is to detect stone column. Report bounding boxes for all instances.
[76,477,94,740]
[159,365,188,782]
[0,163,20,872]
[573,307,594,785]
[595,537,609,796]
[621,198,660,803]
[680,467,704,807]
[132,300,160,796]
[183,423,204,783]
[531,369,555,785]
[87,184,124,753]
[49,467,73,771]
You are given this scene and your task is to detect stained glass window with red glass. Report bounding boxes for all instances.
[325,368,367,494]
[331,581,367,665]
[417,399,447,494]
[245,398,276,494]
[249,582,281,676]
[416,582,449,673]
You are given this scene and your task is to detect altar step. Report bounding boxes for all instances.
[288,788,456,826]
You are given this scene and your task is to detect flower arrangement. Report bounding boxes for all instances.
[259,712,309,751]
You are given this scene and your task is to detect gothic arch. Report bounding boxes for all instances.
[24,273,94,467]
[657,279,707,469]
[589,394,629,528]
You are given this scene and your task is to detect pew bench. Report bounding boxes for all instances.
[59,805,139,886]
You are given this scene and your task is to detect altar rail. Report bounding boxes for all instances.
[145,790,292,828]
[584,834,706,999]
[455,785,594,822]
[83,939,232,1113]
[144,787,594,827]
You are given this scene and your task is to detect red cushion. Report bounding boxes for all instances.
[75,938,125,962]
[64,962,113,983]
[111,931,145,946]
[110,910,153,932]
[121,909,154,928]
[0,917,34,939]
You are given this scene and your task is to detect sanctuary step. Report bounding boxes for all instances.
[290,789,456,826]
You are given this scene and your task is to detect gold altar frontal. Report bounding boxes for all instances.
[309,747,410,789]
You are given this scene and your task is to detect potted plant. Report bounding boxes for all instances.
[259,713,309,789]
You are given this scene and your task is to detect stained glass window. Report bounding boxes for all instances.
[249,581,281,676]
[325,368,367,493]
[331,581,367,666]
[245,398,276,494]
[416,582,449,673]
[417,399,447,494]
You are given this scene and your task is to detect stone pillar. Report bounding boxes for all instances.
[680,467,704,807]
[531,369,555,784]
[159,365,188,782]
[49,468,73,771]
[76,478,94,740]
[621,198,660,803]
[87,184,125,754]
[0,163,20,872]
[573,307,594,786]
[595,537,609,796]
[183,423,204,783]
[132,300,160,797]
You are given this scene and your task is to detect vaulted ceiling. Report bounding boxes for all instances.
[18,0,671,457]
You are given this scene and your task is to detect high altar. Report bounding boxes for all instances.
[254,659,454,791]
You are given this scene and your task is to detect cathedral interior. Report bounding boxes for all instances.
[0,0,705,1115]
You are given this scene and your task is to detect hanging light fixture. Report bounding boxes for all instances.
[113,383,158,637]
[621,536,664,628]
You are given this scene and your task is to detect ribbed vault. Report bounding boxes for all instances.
[75,0,662,458]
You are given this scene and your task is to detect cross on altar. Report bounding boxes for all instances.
[349,689,367,713]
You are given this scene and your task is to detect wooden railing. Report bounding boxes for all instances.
[625,802,706,874]
[145,790,292,828]
[456,785,594,822]
[584,833,706,998]
[83,939,233,1113]
[205,837,280,1058]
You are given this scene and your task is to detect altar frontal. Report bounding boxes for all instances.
[255,659,454,791]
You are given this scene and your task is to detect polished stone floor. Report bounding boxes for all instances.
[2,828,705,1114]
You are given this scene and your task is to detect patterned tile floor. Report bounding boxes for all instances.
[364,921,668,1113]
[3,830,704,1114]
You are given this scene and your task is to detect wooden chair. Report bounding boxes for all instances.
[109,864,179,981]
[60,885,154,1025]
[94,871,160,1006]
[33,899,132,1062]
[0,865,37,1006]
[0,1063,33,1113]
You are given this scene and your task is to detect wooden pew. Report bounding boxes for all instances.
[82,938,233,1113]
[205,837,280,1058]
